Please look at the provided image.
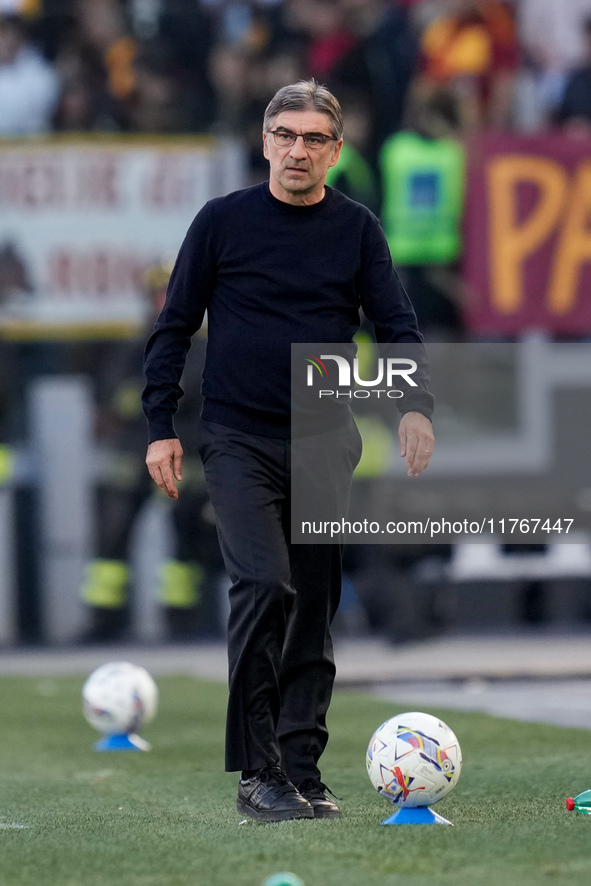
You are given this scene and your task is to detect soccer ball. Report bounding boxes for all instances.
[366,711,462,807]
[82,662,158,736]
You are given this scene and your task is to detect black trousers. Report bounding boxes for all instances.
[198,416,361,781]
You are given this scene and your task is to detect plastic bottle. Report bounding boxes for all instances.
[566,790,591,813]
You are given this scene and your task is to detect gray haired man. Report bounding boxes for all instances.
[143,80,434,821]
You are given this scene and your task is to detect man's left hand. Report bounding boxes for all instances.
[399,412,434,477]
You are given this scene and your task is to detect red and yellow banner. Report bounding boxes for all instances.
[464,134,591,335]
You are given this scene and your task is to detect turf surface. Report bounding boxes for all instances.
[0,673,590,886]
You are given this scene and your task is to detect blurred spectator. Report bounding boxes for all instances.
[123,39,212,133]
[52,3,213,134]
[49,1,129,131]
[243,45,306,180]
[284,0,356,78]
[0,240,32,302]
[34,0,77,62]
[249,44,305,108]
[517,0,591,127]
[208,41,253,135]
[328,0,418,157]
[0,1,41,17]
[51,29,122,131]
[128,0,216,128]
[75,0,136,100]
[53,75,115,131]
[417,0,519,131]
[150,0,213,83]
[325,88,379,211]
[380,88,466,338]
[555,16,591,133]
[203,0,266,46]
[0,13,60,135]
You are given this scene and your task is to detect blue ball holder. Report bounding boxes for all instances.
[381,806,453,826]
[93,733,151,752]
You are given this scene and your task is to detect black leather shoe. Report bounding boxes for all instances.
[237,766,314,822]
[296,778,341,819]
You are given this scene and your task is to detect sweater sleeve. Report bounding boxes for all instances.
[142,202,216,443]
[358,218,435,421]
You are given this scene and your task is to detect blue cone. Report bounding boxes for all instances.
[93,733,151,752]
[262,874,305,886]
[381,806,452,826]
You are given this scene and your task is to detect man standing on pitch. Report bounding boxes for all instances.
[143,80,434,821]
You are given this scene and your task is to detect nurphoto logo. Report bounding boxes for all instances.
[305,353,417,399]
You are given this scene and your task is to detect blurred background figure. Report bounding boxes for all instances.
[327,0,418,159]
[325,87,379,211]
[283,0,356,79]
[0,12,60,135]
[244,46,305,181]
[121,38,211,133]
[208,41,254,137]
[555,16,591,133]
[48,0,121,131]
[0,240,33,303]
[380,87,466,339]
[416,0,519,133]
[517,0,591,129]
[80,260,225,644]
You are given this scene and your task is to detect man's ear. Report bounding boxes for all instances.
[328,138,343,169]
[262,131,270,160]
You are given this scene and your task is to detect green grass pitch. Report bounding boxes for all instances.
[0,673,590,886]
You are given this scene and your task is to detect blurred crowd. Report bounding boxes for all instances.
[2,1,591,152]
[3,0,591,337]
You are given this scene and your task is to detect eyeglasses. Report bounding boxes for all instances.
[268,129,337,150]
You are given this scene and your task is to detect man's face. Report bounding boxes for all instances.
[263,110,342,205]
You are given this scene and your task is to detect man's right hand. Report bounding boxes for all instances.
[146,438,183,499]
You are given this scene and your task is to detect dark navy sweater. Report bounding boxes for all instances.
[142,182,433,441]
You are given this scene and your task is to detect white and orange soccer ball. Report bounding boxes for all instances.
[82,661,158,737]
[366,711,462,807]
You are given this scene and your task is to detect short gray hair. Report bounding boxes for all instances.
[263,79,343,140]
